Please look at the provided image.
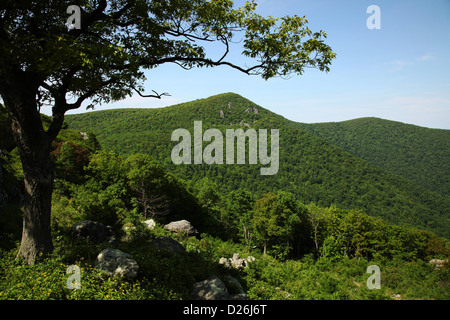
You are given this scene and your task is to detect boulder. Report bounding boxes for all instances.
[224,275,245,295]
[164,220,198,236]
[190,275,248,300]
[96,248,139,279]
[219,257,231,268]
[219,253,255,269]
[231,253,246,269]
[151,236,186,253]
[71,220,116,244]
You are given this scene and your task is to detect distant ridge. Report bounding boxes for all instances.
[296,117,450,197]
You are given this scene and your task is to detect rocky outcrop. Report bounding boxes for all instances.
[164,220,198,237]
[239,120,250,128]
[429,259,448,268]
[190,275,247,300]
[245,107,258,114]
[151,236,186,253]
[96,248,139,279]
[71,220,116,244]
[219,253,255,269]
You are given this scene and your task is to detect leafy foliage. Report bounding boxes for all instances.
[1,94,449,301]
[297,117,450,197]
[66,93,450,238]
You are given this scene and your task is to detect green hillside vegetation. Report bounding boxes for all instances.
[296,117,450,197]
[65,93,450,238]
[0,118,449,299]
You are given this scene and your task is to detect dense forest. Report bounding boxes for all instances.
[65,93,450,238]
[0,96,449,300]
[296,118,450,197]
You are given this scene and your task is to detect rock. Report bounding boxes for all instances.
[151,236,186,253]
[96,248,139,279]
[239,120,250,128]
[190,276,229,300]
[219,257,232,268]
[429,259,447,268]
[246,256,256,264]
[141,219,156,230]
[164,220,198,237]
[245,107,258,114]
[219,253,254,269]
[224,275,245,295]
[190,276,247,300]
[71,220,116,244]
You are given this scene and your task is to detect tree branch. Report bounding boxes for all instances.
[134,89,171,99]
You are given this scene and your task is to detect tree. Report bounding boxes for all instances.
[125,153,170,218]
[226,188,254,245]
[0,0,335,263]
[252,192,295,256]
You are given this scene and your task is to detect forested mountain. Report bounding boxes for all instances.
[65,93,450,238]
[2,96,449,301]
[296,118,450,197]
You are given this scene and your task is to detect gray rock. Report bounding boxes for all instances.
[219,253,254,269]
[429,259,447,268]
[232,254,246,269]
[219,257,231,268]
[190,276,230,300]
[151,236,186,253]
[96,248,139,279]
[224,275,245,295]
[71,220,116,244]
[164,220,198,236]
[190,275,248,300]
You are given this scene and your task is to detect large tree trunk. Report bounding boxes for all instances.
[0,76,55,264]
[16,146,54,264]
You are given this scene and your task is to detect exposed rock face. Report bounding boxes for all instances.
[429,259,448,268]
[71,220,116,244]
[190,275,247,300]
[151,236,186,253]
[219,253,255,269]
[245,107,258,114]
[96,248,139,279]
[164,220,198,237]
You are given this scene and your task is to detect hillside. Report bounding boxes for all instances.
[65,93,450,238]
[296,118,450,197]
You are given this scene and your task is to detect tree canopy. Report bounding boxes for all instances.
[0,0,335,263]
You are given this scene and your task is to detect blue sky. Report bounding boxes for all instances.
[67,0,450,129]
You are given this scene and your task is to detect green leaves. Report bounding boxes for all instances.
[1,0,336,116]
[242,13,336,79]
